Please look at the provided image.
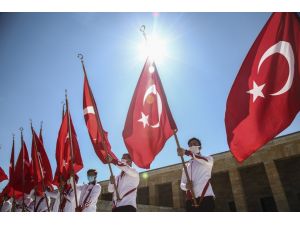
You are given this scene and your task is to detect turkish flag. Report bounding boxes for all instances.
[123,58,177,169]
[12,140,34,194]
[225,13,300,162]
[1,139,23,199]
[0,167,8,182]
[53,113,83,185]
[31,127,53,195]
[82,65,118,164]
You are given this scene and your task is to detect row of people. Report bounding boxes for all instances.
[1,137,215,212]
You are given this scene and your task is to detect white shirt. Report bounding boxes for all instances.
[1,198,12,212]
[180,151,215,198]
[32,194,51,212]
[48,188,76,212]
[77,183,101,212]
[14,195,34,212]
[108,161,140,209]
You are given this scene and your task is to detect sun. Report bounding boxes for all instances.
[137,34,168,64]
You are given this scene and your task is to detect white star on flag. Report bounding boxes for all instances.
[138,112,149,128]
[247,81,265,102]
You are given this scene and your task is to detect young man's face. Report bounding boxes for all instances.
[122,154,132,166]
[188,139,201,147]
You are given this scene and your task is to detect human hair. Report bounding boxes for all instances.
[187,137,201,147]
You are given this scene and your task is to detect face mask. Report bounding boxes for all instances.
[88,176,95,183]
[189,146,200,154]
[121,159,128,165]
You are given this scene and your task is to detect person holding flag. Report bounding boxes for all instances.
[177,137,215,212]
[107,153,139,212]
[0,194,13,212]
[49,176,78,212]
[30,122,53,212]
[75,169,101,212]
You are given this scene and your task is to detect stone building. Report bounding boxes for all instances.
[98,131,300,212]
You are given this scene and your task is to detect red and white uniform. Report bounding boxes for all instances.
[180,151,215,198]
[108,160,139,209]
[1,198,12,212]
[48,187,76,212]
[77,183,101,212]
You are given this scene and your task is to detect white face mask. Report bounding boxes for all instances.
[189,145,200,154]
[121,159,128,165]
[88,176,96,183]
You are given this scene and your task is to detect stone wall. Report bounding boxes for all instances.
[98,131,300,212]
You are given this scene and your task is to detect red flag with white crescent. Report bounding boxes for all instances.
[225,13,300,162]
[31,127,53,195]
[123,58,177,169]
[12,140,34,194]
[82,64,118,164]
[53,113,83,186]
[1,138,23,199]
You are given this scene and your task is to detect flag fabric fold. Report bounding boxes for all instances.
[53,113,83,186]
[31,128,53,195]
[12,140,34,195]
[0,167,8,183]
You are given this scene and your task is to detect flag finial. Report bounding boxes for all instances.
[140,25,147,42]
[77,53,84,63]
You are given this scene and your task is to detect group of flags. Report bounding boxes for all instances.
[0,12,300,206]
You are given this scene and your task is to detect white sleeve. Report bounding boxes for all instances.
[108,176,116,193]
[180,168,187,191]
[45,191,58,199]
[115,161,139,177]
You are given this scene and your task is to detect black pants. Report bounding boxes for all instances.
[112,205,137,212]
[186,196,215,212]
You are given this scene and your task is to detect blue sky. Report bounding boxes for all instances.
[1,12,299,190]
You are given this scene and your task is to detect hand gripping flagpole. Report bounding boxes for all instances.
[139,25,199,207]
[30,120,50,212]
[65,90,79,209]
[77,53,121,201]
[173,130,199,207]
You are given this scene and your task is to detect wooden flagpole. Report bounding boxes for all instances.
[78,54,121,201]
[65,90,79,208]
[173,130,199,207]
[30,120,50,212]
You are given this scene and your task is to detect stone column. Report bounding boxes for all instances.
[171,180,181,208]
[229,168,248,211]
[149,183,156,206]
[264,160,289,211]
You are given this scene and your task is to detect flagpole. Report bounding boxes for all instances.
[30,120,50,212]
[173,130,199,207]
[58,101,65,211]
[65,90,79,209]
[78,54,121,201]
[19,127,26,212]
[11,134,16,212]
